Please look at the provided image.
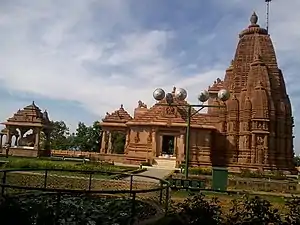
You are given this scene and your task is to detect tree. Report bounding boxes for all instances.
[89,121,102,152]
[111,132,126,154]
[73,121,102,152]
[48,121,71,150]
[294,155,300,167]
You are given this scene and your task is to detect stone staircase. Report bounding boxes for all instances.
[153,158,176,170]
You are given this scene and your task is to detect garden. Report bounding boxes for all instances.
[0,156,151,194]
[0,156,164,225]
[0,193,159,225]
[150,192,300,225]
[1,156,300,224]
[169,166,300,194]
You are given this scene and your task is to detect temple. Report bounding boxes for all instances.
[0,101,52,157]
[99,12,295,172]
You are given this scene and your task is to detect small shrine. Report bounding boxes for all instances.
[0,101,52,157]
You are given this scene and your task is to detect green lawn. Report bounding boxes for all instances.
[0,155,139,179]
[0,156,150,194]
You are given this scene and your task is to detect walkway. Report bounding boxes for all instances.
[124,167,174,183]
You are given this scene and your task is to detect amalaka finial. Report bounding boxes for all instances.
[250,11,258,25]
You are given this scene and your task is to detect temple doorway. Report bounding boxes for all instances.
[162,135,175,156]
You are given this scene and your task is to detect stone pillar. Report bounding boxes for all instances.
[251,134,256,163]
[34,128,40,151]
[5,129,11,145]
[107,132,112,153]
[151,130,156,157]
[14,135,19,146]
[264,135,268,165]
[0,134,3,152]
[100,131,107,153]
[174,136,178,157]
[178,134,185,163]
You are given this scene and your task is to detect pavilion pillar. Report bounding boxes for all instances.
[34,128,40,151]
[178,134,185,163]
[14,135,19,146]
[100,131,107,153]
[151,130,156,157]
[107,132,113,153]
[0,134,3,152]
[5,128,11,145]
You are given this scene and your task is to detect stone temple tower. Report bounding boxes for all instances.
[208,12,294,171]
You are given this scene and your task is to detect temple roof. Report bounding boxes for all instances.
[2,101,51,127]
[102,104,132,123]
[129,91,212,127]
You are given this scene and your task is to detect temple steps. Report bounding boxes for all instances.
[153,158,176,169]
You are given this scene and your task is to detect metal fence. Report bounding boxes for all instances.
[0,168,170,225]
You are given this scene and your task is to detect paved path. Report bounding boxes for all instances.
[124,167,174,183]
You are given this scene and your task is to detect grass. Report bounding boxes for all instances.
[2,172,157,195]
[0,156,136,173]
[171,189,288,213]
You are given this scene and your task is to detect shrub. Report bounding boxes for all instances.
[1,158,130,173]
[225,195,283,224]
[168,193,222,225]
[285,196,300,224]
[238,168,286,180]
[189,167,212,176]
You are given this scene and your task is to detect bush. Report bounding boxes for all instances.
[189,167,212,176]
[0,194,157,225]
[1,158,131,173]
[156,194,300,225]
[238,169,286,180]
[225,195,282,224]
[168,193,222,225]
[285,195,300,224]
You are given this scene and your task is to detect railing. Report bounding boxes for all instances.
[0,168,170,225]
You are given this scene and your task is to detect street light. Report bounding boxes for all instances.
[153,87,230,179]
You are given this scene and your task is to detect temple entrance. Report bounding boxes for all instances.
[161,135,175,156]
[111,131,126,154]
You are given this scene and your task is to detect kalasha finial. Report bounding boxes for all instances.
[32,101,35,105]
[172,86,176,93]
[250,11,258,25]
[120,104,123,109]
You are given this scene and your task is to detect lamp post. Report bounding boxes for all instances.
[153,87,230,179]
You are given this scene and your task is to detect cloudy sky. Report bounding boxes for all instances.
[0,0,300,152]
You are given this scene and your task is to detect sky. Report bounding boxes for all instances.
[0,0,300,152]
